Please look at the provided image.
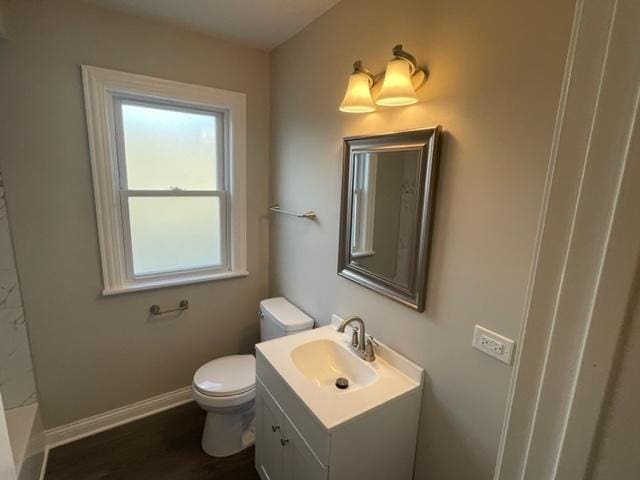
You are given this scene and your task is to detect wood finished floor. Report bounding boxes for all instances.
[44,402,260,480]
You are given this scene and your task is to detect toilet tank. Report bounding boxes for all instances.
[259,297,314,341]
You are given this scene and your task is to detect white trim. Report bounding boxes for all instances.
[37,449,48,480]
[103,269,249,296]
[0,395,16,480]
[44,386,192,448]
[81,65,247,295]
[350,250,375,259]
[5,403,38,476]
[495,0,640,478]
[350,152,377,256]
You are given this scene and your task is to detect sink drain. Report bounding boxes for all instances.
[335,377,349,390]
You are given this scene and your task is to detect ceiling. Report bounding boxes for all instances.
[82,0,342,50]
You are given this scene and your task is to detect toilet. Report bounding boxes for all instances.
[192,297,314,457]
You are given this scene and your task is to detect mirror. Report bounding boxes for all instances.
[338,128,441,311]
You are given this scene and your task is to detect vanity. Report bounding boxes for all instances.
[255,315,424,480]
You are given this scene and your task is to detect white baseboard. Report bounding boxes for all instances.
[37,448,48,480]
[44,386,192,448]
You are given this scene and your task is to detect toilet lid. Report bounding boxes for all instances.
[193,355,256,397]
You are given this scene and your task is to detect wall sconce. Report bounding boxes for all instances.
[339,61,376,113]
[339,44,426,113]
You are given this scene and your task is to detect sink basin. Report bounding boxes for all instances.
[290,339,378,390]
[256,320,423,429]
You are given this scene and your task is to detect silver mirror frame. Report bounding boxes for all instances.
[338,127,442,312]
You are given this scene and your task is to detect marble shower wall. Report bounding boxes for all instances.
[0,171,37,409]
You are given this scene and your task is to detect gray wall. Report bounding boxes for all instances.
[0,170,37,410]
[269,0,575,478]
[0,0,269,428]
[589,278,640,479]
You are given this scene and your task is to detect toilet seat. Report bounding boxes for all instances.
[193,354,255,398]
[192,384,255,409]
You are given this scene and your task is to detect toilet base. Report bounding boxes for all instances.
[201,403,256,457]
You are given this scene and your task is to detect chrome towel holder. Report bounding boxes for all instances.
[269,204,316,220]
[149,299,189,315]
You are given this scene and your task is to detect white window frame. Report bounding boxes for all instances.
[82,65,247,295]
[350,153,376,258]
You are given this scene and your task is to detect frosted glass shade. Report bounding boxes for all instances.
[376,59,418,106]
[339,72,376,113]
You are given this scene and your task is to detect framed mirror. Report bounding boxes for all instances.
[338,127,442,311]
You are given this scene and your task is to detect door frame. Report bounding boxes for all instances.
[494,0,640,478]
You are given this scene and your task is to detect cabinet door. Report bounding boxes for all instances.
[256,380,285,480]
[282,415,328,480]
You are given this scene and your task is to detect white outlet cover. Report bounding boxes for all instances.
[472,325,515,365]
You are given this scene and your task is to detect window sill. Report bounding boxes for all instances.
[102,270,249,296]
[351,250,376,258]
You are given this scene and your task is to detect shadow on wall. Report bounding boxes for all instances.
[417,376,487,477]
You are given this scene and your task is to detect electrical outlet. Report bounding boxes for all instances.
[472,325,515,364]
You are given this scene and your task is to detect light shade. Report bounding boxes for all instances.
[339,72,376,113]
[376,59,418,106]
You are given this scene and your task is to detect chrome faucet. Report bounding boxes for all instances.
[337,316,378,362]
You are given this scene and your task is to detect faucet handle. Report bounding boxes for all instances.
[364,335,379,362]
[350,327,360,348]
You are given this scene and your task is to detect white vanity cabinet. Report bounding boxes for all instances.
[256,379,327,480]
[255,342,423,480]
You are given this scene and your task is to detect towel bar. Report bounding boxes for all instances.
[269,204,316,220]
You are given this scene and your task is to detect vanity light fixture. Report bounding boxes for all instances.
[339,44,427,113]
[339,61,376,113]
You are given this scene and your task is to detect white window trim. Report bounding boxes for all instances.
[351,153,376,258]
[82,65,247,295]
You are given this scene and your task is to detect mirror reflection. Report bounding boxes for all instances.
[338,128,441,312]
[349,151,420,288]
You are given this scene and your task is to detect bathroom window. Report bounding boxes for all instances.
[82,66,247,294]
[350,152,377,258]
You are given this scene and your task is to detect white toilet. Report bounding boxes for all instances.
[192,297,314,457]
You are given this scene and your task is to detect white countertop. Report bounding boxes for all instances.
[256,318,424,430]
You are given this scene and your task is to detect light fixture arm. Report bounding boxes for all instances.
[352,60,374,86]
[391,44,418,74]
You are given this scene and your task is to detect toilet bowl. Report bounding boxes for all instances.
[192,354,256,457]
[192,297,314,457]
